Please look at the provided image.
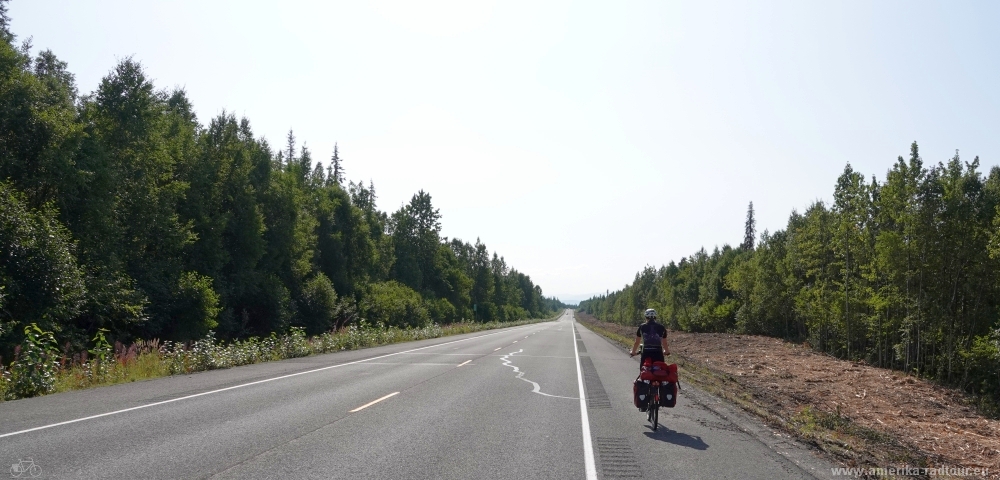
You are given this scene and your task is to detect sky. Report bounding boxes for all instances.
[9,0,1000,304]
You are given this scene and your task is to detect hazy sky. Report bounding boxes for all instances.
[9,1,1000,303]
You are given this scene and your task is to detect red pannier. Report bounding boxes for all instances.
[658,382,678,408]
[637,360,680,408]
[633,377,651,411]
[640,361,678,383]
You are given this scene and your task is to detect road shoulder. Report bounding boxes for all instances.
[575,315,839,479]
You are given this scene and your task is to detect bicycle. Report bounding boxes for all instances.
[10,458,41,478]
[631,348,669,431]
[646,387,660,431]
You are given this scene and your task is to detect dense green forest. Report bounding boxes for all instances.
[0,8,563,361]
[580,143,1000,403]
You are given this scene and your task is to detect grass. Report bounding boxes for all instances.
[572,310,930,472]
[2,313,560,401]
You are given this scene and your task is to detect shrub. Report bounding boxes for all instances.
[167,272,221,340]
[428,298,458,324]
[360,281,430,328]
[960,332,1000,398]
[7,324,60,399]
[87,328,113,381]
[297,273,337,334]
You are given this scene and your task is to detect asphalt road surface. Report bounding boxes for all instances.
[1,310,836,479]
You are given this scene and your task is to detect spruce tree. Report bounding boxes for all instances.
[0,0,11,43]
[742,201,756,251]
[285,129,296,166]
[329,143,344,185]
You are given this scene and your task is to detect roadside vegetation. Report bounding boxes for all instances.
[0,1,568,400]
[579,145,1000,413]
[0,316,555,401]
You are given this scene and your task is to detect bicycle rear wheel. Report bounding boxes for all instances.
[651,405,659,430]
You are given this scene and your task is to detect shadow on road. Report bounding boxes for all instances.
[643,426,709,450]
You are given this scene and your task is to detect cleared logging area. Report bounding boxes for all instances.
[574,311,1000,476]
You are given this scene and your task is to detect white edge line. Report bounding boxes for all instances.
[572,317,598,480]
[456,360,472,367]
[0,324,538,439]
[349,391,399,412]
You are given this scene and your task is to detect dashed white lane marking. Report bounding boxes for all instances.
[357,362,455,366]
[500,354,574,359]
[512,340,518,344]
[349,392,399,412]
[572,316,598,480]
[400,353,479,356]
[499,349,577,400]
[457,360,472,367]
[0,324,541,439]
[494,347,502,351]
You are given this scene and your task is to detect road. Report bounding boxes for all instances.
[1,310,835,479]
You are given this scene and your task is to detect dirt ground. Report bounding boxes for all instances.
[576,314,999,478]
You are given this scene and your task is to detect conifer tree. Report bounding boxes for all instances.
[328,143,345,186]
[285,129,296,166]
[742,201,756,251]
[0,0,11,43]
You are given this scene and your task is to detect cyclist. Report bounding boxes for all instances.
[629,308,670,364]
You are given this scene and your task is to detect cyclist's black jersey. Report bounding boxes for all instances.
[636,321,666,351]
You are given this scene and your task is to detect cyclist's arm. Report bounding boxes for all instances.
[629,335,642,356]
[661,335,670,356]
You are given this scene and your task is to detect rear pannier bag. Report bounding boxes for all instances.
[633,377,651,411]
[658,382,678,408]
[647,361,679,382]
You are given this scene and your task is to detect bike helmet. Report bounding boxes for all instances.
[644,308,657,320]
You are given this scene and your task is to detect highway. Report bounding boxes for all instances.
[1,310,835,479]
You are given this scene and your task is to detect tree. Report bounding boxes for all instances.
[742,201,756,251]
[581,141,1000,404]
[0,0,11,43]
[0,182,85,353]
[0,42,83,212]
[79,58,200,339]
[0,10,558,370]
[285,129,296,167]
[327,143,345,186]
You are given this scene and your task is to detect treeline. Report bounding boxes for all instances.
[0,9,563,360]
[580,143,1000,402]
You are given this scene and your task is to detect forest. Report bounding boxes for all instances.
[0,7,563,363]
[580,143,1000,404]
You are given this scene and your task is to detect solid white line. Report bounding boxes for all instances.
[0,324,539,439]
[572,319,598,480]
[457,360,471,367]
[349,392,399,412]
